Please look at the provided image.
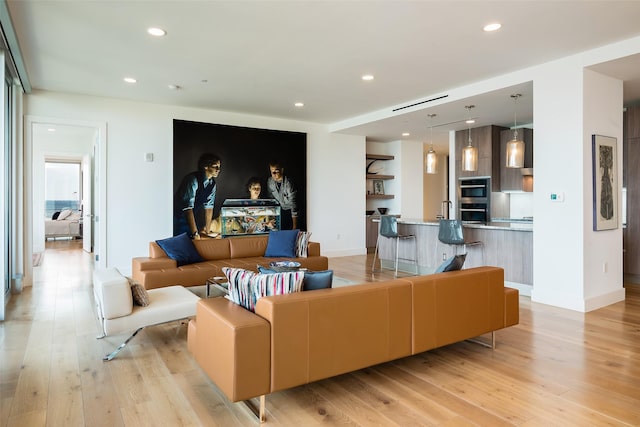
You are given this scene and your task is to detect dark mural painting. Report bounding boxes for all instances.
[173,119,307,236]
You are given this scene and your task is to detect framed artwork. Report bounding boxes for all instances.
[373,179,385,195]
[173,120,307,236]
[592,134,618,231]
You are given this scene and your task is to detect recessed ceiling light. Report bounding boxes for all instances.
[147,27,167,37]
[483,23,501,32]
[47,128,55,132]
[294,102,304,107]
[466,119,475,124]
[168,84,181,90]
[362,74,374,81]
[124,77,137,84]
[402,132,410,137]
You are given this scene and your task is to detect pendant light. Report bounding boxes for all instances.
[461,105,477,172]
[425,113,438,174]
[506,93,525,168]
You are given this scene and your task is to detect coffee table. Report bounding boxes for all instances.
[205,276,229,297]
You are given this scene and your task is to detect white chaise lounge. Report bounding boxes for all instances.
[93,267,200,361]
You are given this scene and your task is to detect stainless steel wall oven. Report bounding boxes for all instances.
[458,177,490,223]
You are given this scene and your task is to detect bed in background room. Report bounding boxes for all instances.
[45,209,82,239]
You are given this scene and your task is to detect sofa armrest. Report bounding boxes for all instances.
[132,257,177,282]
[504,287,519,327]
[189,298,270,402]
[133,256,177,271]
[307,241,321,257]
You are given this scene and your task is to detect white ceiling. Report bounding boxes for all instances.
[6,1,640,150]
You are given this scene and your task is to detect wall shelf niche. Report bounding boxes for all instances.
[365,153,395,252]
[366,153,395,198]
[366,154,394,160]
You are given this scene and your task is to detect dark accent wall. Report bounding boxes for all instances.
[173,119,307,232]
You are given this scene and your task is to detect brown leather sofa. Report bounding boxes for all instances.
[132,235,328,290]
[187,266,519,420]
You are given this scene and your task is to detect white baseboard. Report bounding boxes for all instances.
[324,248,367,257]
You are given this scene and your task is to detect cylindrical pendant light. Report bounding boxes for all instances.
[506,94,525,168]
[425,113,438,174]
[462,105,477,172]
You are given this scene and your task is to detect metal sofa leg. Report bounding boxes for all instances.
[243,395,266,423]
[103,327,144,361]
[467,331,496,349]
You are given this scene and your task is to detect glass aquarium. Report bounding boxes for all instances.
[220,199,281,237]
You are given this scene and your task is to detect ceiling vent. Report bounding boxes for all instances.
[392,95,449,112]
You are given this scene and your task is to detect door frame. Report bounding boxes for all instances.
[24,116,107,286]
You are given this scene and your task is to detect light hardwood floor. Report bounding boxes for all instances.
[2,240,640,426]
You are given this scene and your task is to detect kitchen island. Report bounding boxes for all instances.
[375,219,532,295]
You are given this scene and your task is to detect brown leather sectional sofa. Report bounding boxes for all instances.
[187,266,519,420]
[131,235,329,290]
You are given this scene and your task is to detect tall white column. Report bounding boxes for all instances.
[531,60,624,311]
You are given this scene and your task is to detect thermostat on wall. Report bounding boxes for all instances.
[550,192,565,202]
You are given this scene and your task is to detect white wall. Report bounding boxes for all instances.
[509,193,534,219]
[531,59,589,310]
[25,91,366,274]
[582,69,624,308]
[531,58,626,311]
[399,140,424,219]
[308,132,366,256]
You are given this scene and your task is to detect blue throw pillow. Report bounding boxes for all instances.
[434,253,466,273]
[155,232,204,267]
[303,270,333,291]
[264,229,299,257]
[257,265,276,274]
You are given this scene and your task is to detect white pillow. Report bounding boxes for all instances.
[296,231,311,257]
[67,212,82,221]
[57,209,73,220]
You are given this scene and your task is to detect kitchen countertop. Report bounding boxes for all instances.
[397,218,533,231]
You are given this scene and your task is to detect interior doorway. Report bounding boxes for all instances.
[43,160,83,245]
[25,116,107,289]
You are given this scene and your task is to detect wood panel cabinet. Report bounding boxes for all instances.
[499,128,534,192]
[366,215,379,252]
[627,105,640,139]
[624,105,640,277]
[455,125,506,191]
[625,142,640,275]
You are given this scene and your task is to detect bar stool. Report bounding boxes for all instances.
[372,215,418,276]
[436,219,484,265]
